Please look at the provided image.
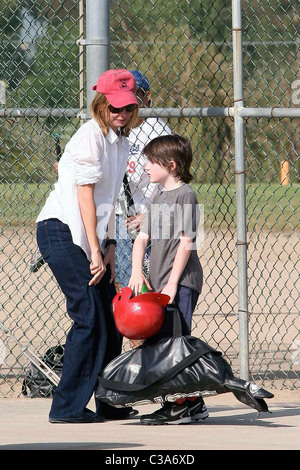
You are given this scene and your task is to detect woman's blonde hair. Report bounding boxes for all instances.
[91,93,138,137]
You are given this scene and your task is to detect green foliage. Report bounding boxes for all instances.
[0,0,299,186]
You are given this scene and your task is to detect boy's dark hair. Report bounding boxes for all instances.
[143,134,193,183]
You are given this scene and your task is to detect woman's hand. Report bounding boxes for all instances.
[89,250,106,286]
[77,184,106,286]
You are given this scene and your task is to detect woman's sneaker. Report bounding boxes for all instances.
[140,402,191,425]
[188,397,209,421]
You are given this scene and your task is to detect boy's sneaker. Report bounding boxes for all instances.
[140,402,191,425]
[188,397,209,421]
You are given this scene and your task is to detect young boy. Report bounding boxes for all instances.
[128,134,208,425]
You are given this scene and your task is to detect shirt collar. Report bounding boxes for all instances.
[107,127,119,144]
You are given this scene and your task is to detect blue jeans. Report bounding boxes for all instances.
[37,219,122,420]
[153,286,200,339]
[115,214,132,287]
[115,214,151,288]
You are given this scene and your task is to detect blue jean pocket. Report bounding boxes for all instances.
[57,221,72,242]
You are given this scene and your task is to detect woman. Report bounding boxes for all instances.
[36,69,139,423]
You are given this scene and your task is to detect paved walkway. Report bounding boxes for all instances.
[0,390,299,451]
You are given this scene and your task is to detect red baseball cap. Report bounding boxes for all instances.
[92,69,139,107]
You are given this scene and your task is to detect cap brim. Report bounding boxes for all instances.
[105,91,139,108]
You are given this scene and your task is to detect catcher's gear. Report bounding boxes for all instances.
[112,287,169,340]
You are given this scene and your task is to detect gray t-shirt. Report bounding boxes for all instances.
[141,184,203,294]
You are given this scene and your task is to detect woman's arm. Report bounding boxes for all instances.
[77,184,106,286]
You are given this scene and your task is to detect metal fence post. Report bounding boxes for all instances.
[1,0,299,398]
[85,0,110,117]
[232,0,249,380]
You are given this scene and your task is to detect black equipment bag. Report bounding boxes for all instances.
[97,310,274,412]
[22,344,64,398]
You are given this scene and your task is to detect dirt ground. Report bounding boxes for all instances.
[0,226,299,397]
[0,389,299,450]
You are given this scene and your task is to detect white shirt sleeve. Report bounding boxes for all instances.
[36,119,129,261]
[71,128,103,186]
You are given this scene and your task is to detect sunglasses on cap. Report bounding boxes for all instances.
[108,103,137,113]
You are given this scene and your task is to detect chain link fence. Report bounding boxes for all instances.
[0,0,299,397]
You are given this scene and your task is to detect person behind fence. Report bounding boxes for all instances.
[115,70,172,289]
[128,134,208,425]
[35,69,139,423]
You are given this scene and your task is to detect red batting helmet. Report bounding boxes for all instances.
[112,287,170,340]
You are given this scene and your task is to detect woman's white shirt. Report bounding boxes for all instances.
[36,118,129,260]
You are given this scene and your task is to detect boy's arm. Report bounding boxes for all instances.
[128,231,151,295]
[161,234,193,303]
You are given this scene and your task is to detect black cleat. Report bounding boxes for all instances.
[188,397,209,421]
[140,402,191,425]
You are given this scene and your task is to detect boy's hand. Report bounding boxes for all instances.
[125,213,146,233]
[128,273,151,296]
[161,282,178,304]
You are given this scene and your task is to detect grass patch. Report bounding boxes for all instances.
[0,183,52,227]
[193,182,299,232]
[0,182,299,232]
